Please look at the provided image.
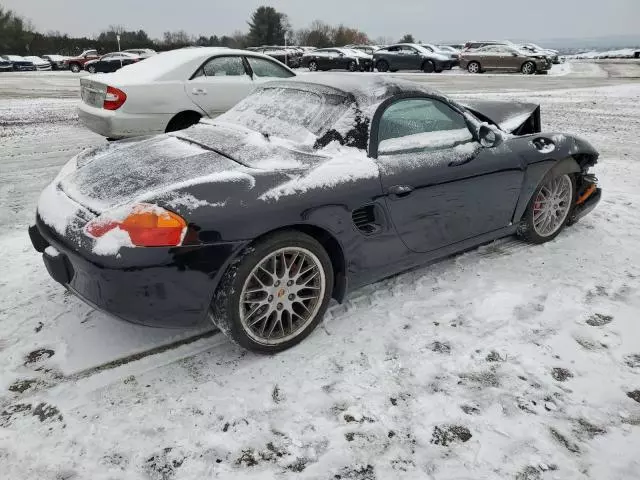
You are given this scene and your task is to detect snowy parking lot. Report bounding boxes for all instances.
[1,60,640,479]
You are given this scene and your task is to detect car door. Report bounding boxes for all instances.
[403,46,422,69]
[373,97,524,253]
[383,46,401,69]
[323,49,341,70]
[245,56,295,87]
[186,55,255,117]
[107,54,126,72]
[94,54,111,72]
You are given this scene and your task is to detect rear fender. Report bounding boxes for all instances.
[512,157,581,222]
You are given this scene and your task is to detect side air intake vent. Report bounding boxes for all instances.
[352,205,380,235]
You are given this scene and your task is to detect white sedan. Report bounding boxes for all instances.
[77,47,296,139]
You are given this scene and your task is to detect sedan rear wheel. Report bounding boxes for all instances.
[521,61,536,75]
[309,61,318,72]
[467,61,481,74]
[348,61,357,72]
[423,60,435,73]
[520,173,575,244]
[210,231,334,353]
[70,63,81,73]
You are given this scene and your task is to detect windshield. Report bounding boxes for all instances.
[217,86,350,144]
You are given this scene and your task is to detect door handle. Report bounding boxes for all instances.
[387,185,414,197]
[192,88,207,95]
[448,156,474,167]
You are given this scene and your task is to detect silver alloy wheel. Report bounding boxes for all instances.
[522,62,535,74]
[88,65,96,73]
[309,61,317,72]
[468,62,480,73]
[532,174,572,237]
[239,247,326,346]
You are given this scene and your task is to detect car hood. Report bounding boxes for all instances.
[56,125,327,213]
[461,100,541,134]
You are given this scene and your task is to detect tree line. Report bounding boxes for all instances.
[0,4,417,56]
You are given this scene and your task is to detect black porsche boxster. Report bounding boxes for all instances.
[29,74,601,353]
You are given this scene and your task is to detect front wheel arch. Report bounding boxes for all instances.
[513,157,581,225]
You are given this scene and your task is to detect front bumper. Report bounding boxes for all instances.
[29,216,247,328]
[569,187,602,224]
[14,65,36,71]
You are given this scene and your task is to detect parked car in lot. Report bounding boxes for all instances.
[85,52,140,73]
[373,43,453,72]
[301,48,373,71]
[345,44,381,55]
[66,50,100,73]
[42,55,69,70]
[30,74,602,353]
[249,46,302,68]
[123,48,157,59]
[2,55,36,71]
[77,47,296,139]
[0,56,13,72]
[520,44,561,64]
[462,40,513,51]
[24,56,52,71]
[460,45,552,74]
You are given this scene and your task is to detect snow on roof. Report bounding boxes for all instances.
[93,47,257,84]
[267,73,443,107]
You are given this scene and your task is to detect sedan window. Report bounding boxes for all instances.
[378,98,472,154]
[246,57,294,78]
[201,56,248,77]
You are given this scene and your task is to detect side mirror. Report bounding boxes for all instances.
[478,125,503,148]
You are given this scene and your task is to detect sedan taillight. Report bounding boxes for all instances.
[103,86,127,110]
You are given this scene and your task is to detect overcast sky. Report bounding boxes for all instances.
[4,0,638,42]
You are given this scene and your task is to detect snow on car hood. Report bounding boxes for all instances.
[460,100,541,133]
[57,135,253,213]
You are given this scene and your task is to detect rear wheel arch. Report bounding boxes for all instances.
[165,110,202,133]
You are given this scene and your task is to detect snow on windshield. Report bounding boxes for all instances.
[218,87,349,144]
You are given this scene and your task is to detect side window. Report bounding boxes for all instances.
[246,57,294,78]
[201,56,247,77]
[378,98,472,154]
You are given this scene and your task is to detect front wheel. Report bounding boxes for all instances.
[87,65,96,74]
[210,231,334,353]
[519,173,575,244]
[521,61,536,75]
[69,63,81,73]
[348,61,357,72]
[376,60,389,72]
[422,60,435,73]
[308,61,318,72]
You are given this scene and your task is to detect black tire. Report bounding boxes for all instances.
[519,172,576,244]
[467,61,481,74]
[376,60,389,72]
[210,231,334,353]
[87,65,96,74]
[165,111,201,133]
[422,60,435,73]
[308,61,318,72]
[521,61,536,75]
[348,61,357,72]
[69,63,81,73]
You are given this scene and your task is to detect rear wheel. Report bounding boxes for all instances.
[165,111,201,133]
[308,61,318,72]
[521,61,536,75]
[69,63,81,73]
[422,60,435,73]
[376,60,389,72]
[467,61,481,74]
[519,173,575,244]
[348,61,357,72]
[210,231,334,353]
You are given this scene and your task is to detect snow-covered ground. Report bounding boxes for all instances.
[1,71,640,479]
[566,49,639,59]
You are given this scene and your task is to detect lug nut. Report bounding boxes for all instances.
[268,295,273,301]
[274,281,280,287]
[288,294,295,300]
[287,280,293,287]
[277,303,283,310]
